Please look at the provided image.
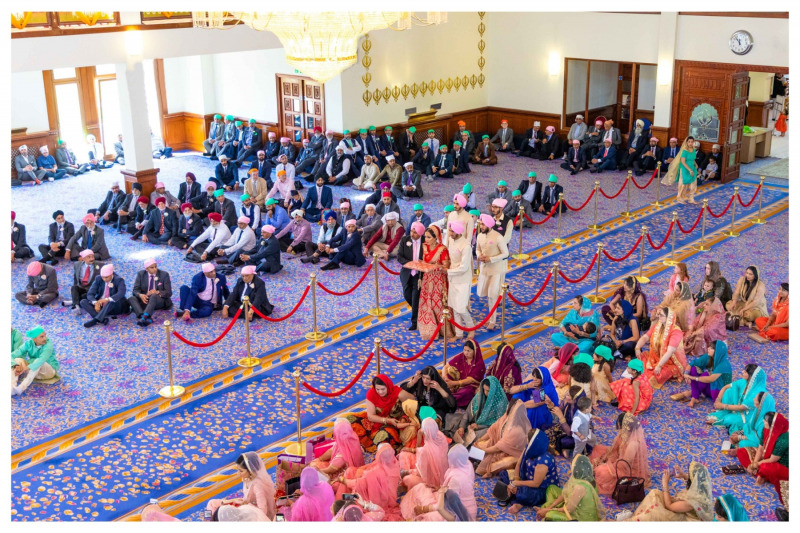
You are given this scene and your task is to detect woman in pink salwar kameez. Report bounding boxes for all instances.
[398,417,450,490]
[401,444,477,521]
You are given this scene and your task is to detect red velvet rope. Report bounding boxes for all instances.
[706,195,736,218]
[508,270,553,306]
[379,262,401,276]
[318,262,373,296]
[676,208,704,234]
[599,178,628,199]
[631,167,658,190]
[381,323,443,362]
[302,352,374,397]
[562,188,596,211]
[523,205,558,225]
[449,295,503,332]
[172,307,242,347]
[251,284,310,322]
[737,183,762,208]
[602,235,643,262]
[558,252,598,283]
[646,222,674,250]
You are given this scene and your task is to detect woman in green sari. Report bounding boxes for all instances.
[535,455,605,521]
[706,364,766,429]
[446,376,508,447]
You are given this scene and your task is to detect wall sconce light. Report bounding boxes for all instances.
[548,52,561,76]
[657,59,673,85]
[124,30,143,57]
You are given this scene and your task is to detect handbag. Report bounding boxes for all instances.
[612,459,645,505]
[725,312,741,331]
[492,481,513,504]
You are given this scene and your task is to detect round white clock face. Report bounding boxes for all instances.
[730,31,753,55]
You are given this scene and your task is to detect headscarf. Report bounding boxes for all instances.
[333,503,373,522]
[613,278,648,319]
[738,366,768,408]
[399,399,420,445]
[562,455,606,520]
[681,461,714,521]
[717,494,749,522]
[520,428,549,478]
[470,376,508,427]
[447,339,486,385]
[443,444,477,520]
[443,490,471,521]
[526,366,559,406]
[710,340,732,376]
[650,307,678,355]
[741,266,760,301]
[366,374,402,416]
[487,343,522,396]
[662,137,693,186]
[416,417,450,486]
[614,299,635,340]
[239,451,276,519]
[676,280,692,301]
[607,413,650,491]
[578,296,593,317]
[217,504,269,521]
[330,418,365,469]
[762,413,789,459]
[550,342,579,381]
[354,443,400,510]
[490,399,531,458]
[290,467,334,521]
[742,392,776,444]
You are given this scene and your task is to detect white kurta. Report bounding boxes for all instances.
[446,237,473,312]
[476,229,509,325]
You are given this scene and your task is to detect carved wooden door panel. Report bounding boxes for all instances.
[724,72,749,183]
[277,75,325,143]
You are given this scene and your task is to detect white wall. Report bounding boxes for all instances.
[163,56,206,115]
[637,64,657,111]
[675,16,788,67]
[11,71,49,132]
[588,62,618,109]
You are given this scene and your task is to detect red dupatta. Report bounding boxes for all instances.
[763,413,789,457]
[366,374,402,417]
[423,225,445,263]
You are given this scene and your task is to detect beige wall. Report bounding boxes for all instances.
[748,72,776,102]
[11,71,49,132]
[675,16,788,67]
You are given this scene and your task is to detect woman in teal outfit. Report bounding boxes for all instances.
[662,136,697,204]
[732,391,776,448]
[714,494,749,521]
[706,363,767,430]
[551,296,600,353]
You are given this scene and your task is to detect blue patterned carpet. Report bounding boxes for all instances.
[9,151,789,521]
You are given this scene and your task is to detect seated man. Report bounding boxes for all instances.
[216,216,257,265]
[127,195,152,240]
[151,131,172,159]
[243,168,269,209]
[211,189,238,230]
[620,119,648,170]
[508,189,536,229]
[378,126,401,167]
[11,212,33,261]
[15,261,58,307]
[462,182,477,211]
[337,200,356,227]
[450,140,470,175]
[293,138,316,177]
[262,131,281,163]
[202,114,224,157]
[66,213,110,261]
[566,115,587,147]
[85,134,113,171]
[80,264,130,328]
[398,126,419,164]
[212,155,239,192]
[241,225,282,274]
[274,153,297,186]
[560,139,587,175]
[301,175,333,223]
[273,136,297,166]
[176,262,230,321]
[356,203,382,245]
[352,154,380,191]
[116,182,143,233]
[11,326,59,396]
[588,138,617,174]
[298,129,327,176]
[266,170,294,210]
[518,121,544,158]
[633,137,663,176]
[223,265,274,320]
[274,210,313,254]
[376,190,401,219]
[535,126,563,160]
[239,194,261,231]
[263,199,290,246]
[248,150,272,187]
[178,172,201,207]
[113,133,125,164]
[36,146,66,180]
[700,144,723,181]
[215,115,236,160]
[95,182,127,225]
[458,130,475,157]
[516,171,543,213]
[150,182,181,211]
[393,161,423,200]
[321,219,367,270]
[490,119,515,152]
[235,119,262,165]
[451,120,468,148]
[582,118,605,159]
[412,141,434,178]
[171,203,204,249]
[406,203,432,232]
[65,249,103,312]
[471,135,497,165]
[365,211,404,260]
[228,121,247,163]
[128,258,173,327]
[700,155,719,184]
[338,130,361,175]
[14,145,46,185]
[302,211,342,264]
[38,210,75,265]
[540,174,567,214]
[142,197,176,245]
[55,140,89,176]
[486,180,513,205]
[187,213,232,262]
[325,145,352,186]
[429,145,453,180]
[373,155,402,194]
[661,137,680,167]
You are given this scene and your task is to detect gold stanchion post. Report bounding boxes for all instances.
[636,226,650,284]
[513,214,529,260]
[551,194,566,245]
[374,338,381,375]
[159,320,185,398]
[441,308,451,367]
[620,171,635,218]
[695,199,711,252]
[724,187,741,237]
[367,254,388,316]
[752,176,767,224]
[587,244,606,304]
[542,262,561,327]
[237,296,261,368]
[285,369,305,455]
[587,181,603,231]
[662,211,679,266]
[489,284,508,351]
[651,162,663,207]
[304,273,327,341]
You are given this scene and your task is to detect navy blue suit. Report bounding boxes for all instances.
[301,185,333,222]
[590,145,618,173]
[80,273,130,322]
[365,135,383,168]
[143,208,177,244]
[177,182,202,205]
[661,145,680,167]
[247,236,282,274]
[330,231,366,267]
[272,143,297,165]
[412,149,434,174]
[250,157,273,187]
[262,140,281,161]
[213,162,238,189]
[178,272,230,318]
[560,147,588,173]
[429,152,454,179]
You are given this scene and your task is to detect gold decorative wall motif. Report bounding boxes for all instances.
[361,12,486,106]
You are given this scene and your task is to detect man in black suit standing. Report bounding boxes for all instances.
[634,137,663,176]
[222,265,274,320]
[560,139,588,175]
[128,258,173,327]
[516,171,543,213]
[450,140,470,175]
[38,210,75,265]
[379,126,401,167]
[396,221,425,331]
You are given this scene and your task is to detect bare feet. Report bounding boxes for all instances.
[670,391,690,402]
[687,398,698,408]
[508,504,523,515]
[756,475,765,485]
[705,417,715,425]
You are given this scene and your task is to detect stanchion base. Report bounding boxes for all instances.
[651,201,664,208]
[237,357,261,368]
[636,275,650,284]
[587,224,604,231]
[551,238,567,245]
[724,231,740,238]
[620,211,635,219]
[662,259,679,267]
[541,317,561,327]
[304,330,328,341]
[367,307,389,317]
[158,385,185,399]
[694,244,712,252]
[512,253,530,260]
[751,218,767,225]
[285,442,306,455]
[587,295,607,304]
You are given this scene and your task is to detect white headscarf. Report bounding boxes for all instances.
[662,137,693,186]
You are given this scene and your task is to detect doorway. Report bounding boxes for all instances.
[276,75,325,143]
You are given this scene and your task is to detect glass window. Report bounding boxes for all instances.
[729,152,737,168]
[54,83,85,151]
[733,108,740,122]
[688,103,720,142]
[729,129,738,144]
[53,67,76,80]
[95,64,115,76]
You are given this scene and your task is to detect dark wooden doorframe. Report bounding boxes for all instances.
[276,74,325,144]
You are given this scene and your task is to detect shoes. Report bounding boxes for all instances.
[408,324,417,331]
[320,262,340,271]
[62,300,72,307]
[48,260,58,266]
[137,316,153,327]
[84,319,98,328]
[72,306,82,316]
[101,318,110,325]
[310,256,320,264]
[300,256,313,264]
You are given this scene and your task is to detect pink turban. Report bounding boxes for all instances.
[340,202,350,209]
[453,194,467,208]
[325,129,334,135]
[155,182,165,189]
[448,220,465,235]
[82,213,96,224]
[572,139,580,144]
[650,137,659,142]
[238,216,251,225]
[206,182,217,190]
[79,249,94,258]
[344,219,357,228]
[143,258,156,268]
[27,262,42,276]
[492,198,508,209]
[202,262,216,273]
[280,137,290,142]
[241,265,257,275]
[595,120,603,126]
[545,126,556,133]
[262,225,276,234]
[100,264,114,277]
[670,137,678,142]
[411,222,426,236]
[479,214,495,228]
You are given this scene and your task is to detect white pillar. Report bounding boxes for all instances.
[654,12,678,128]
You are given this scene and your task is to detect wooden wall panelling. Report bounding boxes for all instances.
[183,114,207,152]
[78,66,101,147]
[649,126,670,148]
[745,100,771,128]
[10,130,60,179]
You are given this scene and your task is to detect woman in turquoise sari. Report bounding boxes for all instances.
[551,296,600,353]
[537,455,605,521]
[672,340,732,407]
[714,494,749,521]
[663,136,697,204]
[706,363,766,429]
[732,391,776,448]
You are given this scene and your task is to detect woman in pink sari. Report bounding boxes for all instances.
[341,443,401,520]
[590,413,650,494]
[635,306,688,389]
[288,467,335,521]
[141,504,180,522]
[474,398,531,478]
[684,295,727,357]
[398,417,449,490]
[401,444,477,521]
[206,451,277,520]
[311,418,365,482]
[418,225,453,340]
[542,342,579,387]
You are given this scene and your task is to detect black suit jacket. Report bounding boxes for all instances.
[516,180,544,211]
[214,163,237,187]
[263,141,281,159]
[397,132,419,161]
[132,269,173,299]
[225,276,273,315]
[214,198,238,228]
[252,158,272,181]
[523,128,545,147]
[177,182,202,204]
[565,147,588,168]
[640,145,663,162]
[276,144,297,163]
[542,184,567,213]
[48,221,76,247]
[450,148,470,174]
[397,234,424,288]
[412,149,434,171]
[176,214,204,239]
[542,133,563,158]
[98,191,127,217]
[144,208,177,239]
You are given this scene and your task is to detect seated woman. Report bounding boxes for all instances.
[714,494,749,522]
[634,306,688,389]
[731,391,776,449]
[750,282,788,344]
[546,385,586,458]
[340,443,401,520]
[662,263,690,306]
[725,265,768,327]
[671,340,732,407]
[550,296,600,353]
[398,417,449,490]
[311,418,364,496]
[474,399,531,478]
[591,346,616,405]
[206,451,276,520]
[509,366,560,431]
[447,376,508,447]
[737,412,788,505]
[332,498,385,522]
[435,489,472,521]
[599,300,639,360]
[609,359,653,415]
[402,366,457,422]
[591,413,650,495]
[543,342,579,387]
[286,467,335,521]
[348,374,413,452]
[537,455,605,521]
[684,290,727,357]
[602,276,649,329]
[706,364,766,429]
[443,339,486,409]
[505,428,560,515]
[664,281,695,336]
[485,342,523,398]
[629,462,714,521]
[702,260,733,309]
[398,399,421,453]
[402,444,477,521]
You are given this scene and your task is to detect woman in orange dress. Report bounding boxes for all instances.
[634,306,688,389]
[591,413,650,495]
[418,225,453,340]
[610,359,653,415]
[750,282,789,343]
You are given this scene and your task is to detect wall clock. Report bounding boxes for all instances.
[729,30,754,55]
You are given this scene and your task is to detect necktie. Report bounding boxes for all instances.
[484,145,488,157]
[604,148,609,158]
[211,228,216,243]
[367,216,373,226]
[440,155,445,167]
[86,230,92,250]
[574,149,579,162]
[185,217,190,230]
[148,275,155,291]
[411,238,419,276]
[235,229,242,244]
[159,213,165,235]
[316,187,322,209]
[82,264,91,285]
[57,226,63,241]
[103,282,110,299]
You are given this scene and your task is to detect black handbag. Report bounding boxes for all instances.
[612,459,645,505]
[492,480,513,504]
[725,313,741,331]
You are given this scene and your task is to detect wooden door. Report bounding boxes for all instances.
[277,75,325,143]
[724,72,749,183]
[303,80,325,140]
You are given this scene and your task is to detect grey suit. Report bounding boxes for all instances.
[356,213,382,244]
[127,269,173,317]
[15,263,59,306]
[490,128,515,151]
[203,120,224,156]
[506,198,536,228]
[69,259,104,306]
[113,141,125,164]
[55,148,89,175]
[67,225,110,260]
[14,153,46,182]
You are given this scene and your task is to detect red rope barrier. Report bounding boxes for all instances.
[302,352,374,397]
[381,323,443,362]
[449,296,503,332]
[647,222,674,250]
[318,262,372,296]
[602,236,643,262]
[562,189,595,211]
[631,167,658,190]
[508,271,552,306]
[558,252,598,283]
[251,284,310,322]
[172,307,242,347]
[676,208,704,234]
[599,178,628,199]
[523,205,558,225]
[737,183,762,208]
[379,262,401,276]
[706,195,736,218]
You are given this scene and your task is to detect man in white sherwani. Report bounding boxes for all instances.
[445,193,473,247]
[476,214,509,331]
[446,220,474,340]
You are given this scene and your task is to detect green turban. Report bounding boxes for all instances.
[26,326,44,339]
[628,359,644,373]
[573,353,595,368]
[214,114,222,120]
[444,205,455,213]
[57,139,64,145]
[428,129,435,133]
[408,127,416,133]
[359,128,367,134]
[419,406,437,421]
[462,131,470,136]
[368,125,376,130]
[240,194,250,201]
[265,198,278,206]
[469,209,481,217]
[453,140,462,146]
[528,171,537,178]
[413,204,424,211]
[235,121,242,127]
[225,114,234,121]
[343,130,350,135]
[482,134,490,139]
[462,183,473,194]
[497,180,507,187]
[384,126,393,131]
[213,190,225,198]
[421,142,429,147]
[248,118,256,123]
[512,190,521,197]
[548,174,558,183]
[594,345,613,361]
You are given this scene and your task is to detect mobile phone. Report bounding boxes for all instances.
[342,493,358,501]
[149,498,158,505]
[275,513,285,522]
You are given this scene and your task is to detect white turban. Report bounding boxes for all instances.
[382,212,399,223]
[576,114,584,120]
[40,145,49,152]
[533,121,540,127]
[365,203,376,210]
[19,144,27,151]
[291,209,304,218]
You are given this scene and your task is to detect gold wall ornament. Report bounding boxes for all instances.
[446,78,454,92]
[478,57,486,70]
[430,80,437,94]
[391,86,401,101]
[478,40,486,54]
[478,73,485,87]
[420,82,428,96]
[470,75,478,88]
[373,88,382,105]
[362,72,372,87]
[462,75,469,87]
[382,87,391,102]
[437,79,445,93]
[401,84,410,99]
[453,77,461,91]
[11,12,32,30]
[361,33,373,89]
[363,90,372,106]
[410,83,419,98]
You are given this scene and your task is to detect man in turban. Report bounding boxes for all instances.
[376,190,401,219]
[397,220,426,330]
[486,180,513,205]
[65,249,103,313]
[15,260,58,307]
[450,139,470,175]
[176,263,230,321]
[634,137,663,177]
[446,193,474,247]
[38,210,75,265]
[446,220,475,337]
[203,114,224,157]
[471,135,497,165]
[128,258,173,327]
[12,327,59,396]
[235,118,263,165]
[534,125,563,160]
[66,213,110,260]
[356,203,382,244]
[187,213,232,262]
[393,161,423,200]
[216,216,257,265]
[241,225,282,274]
[490,119,515,152]
[582,118,606,159]
[142,197,176,245]
[518,121,544,158]
[365,211,404,259]
[490,198,514,245]
[321,219,366,270]
[560,139,588,175]
[567,114,587,147]
[476,214,509,331]
[80,264,130,328]
[213,154,239,192]
[223,265,273,320]
[14,145,46,184]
